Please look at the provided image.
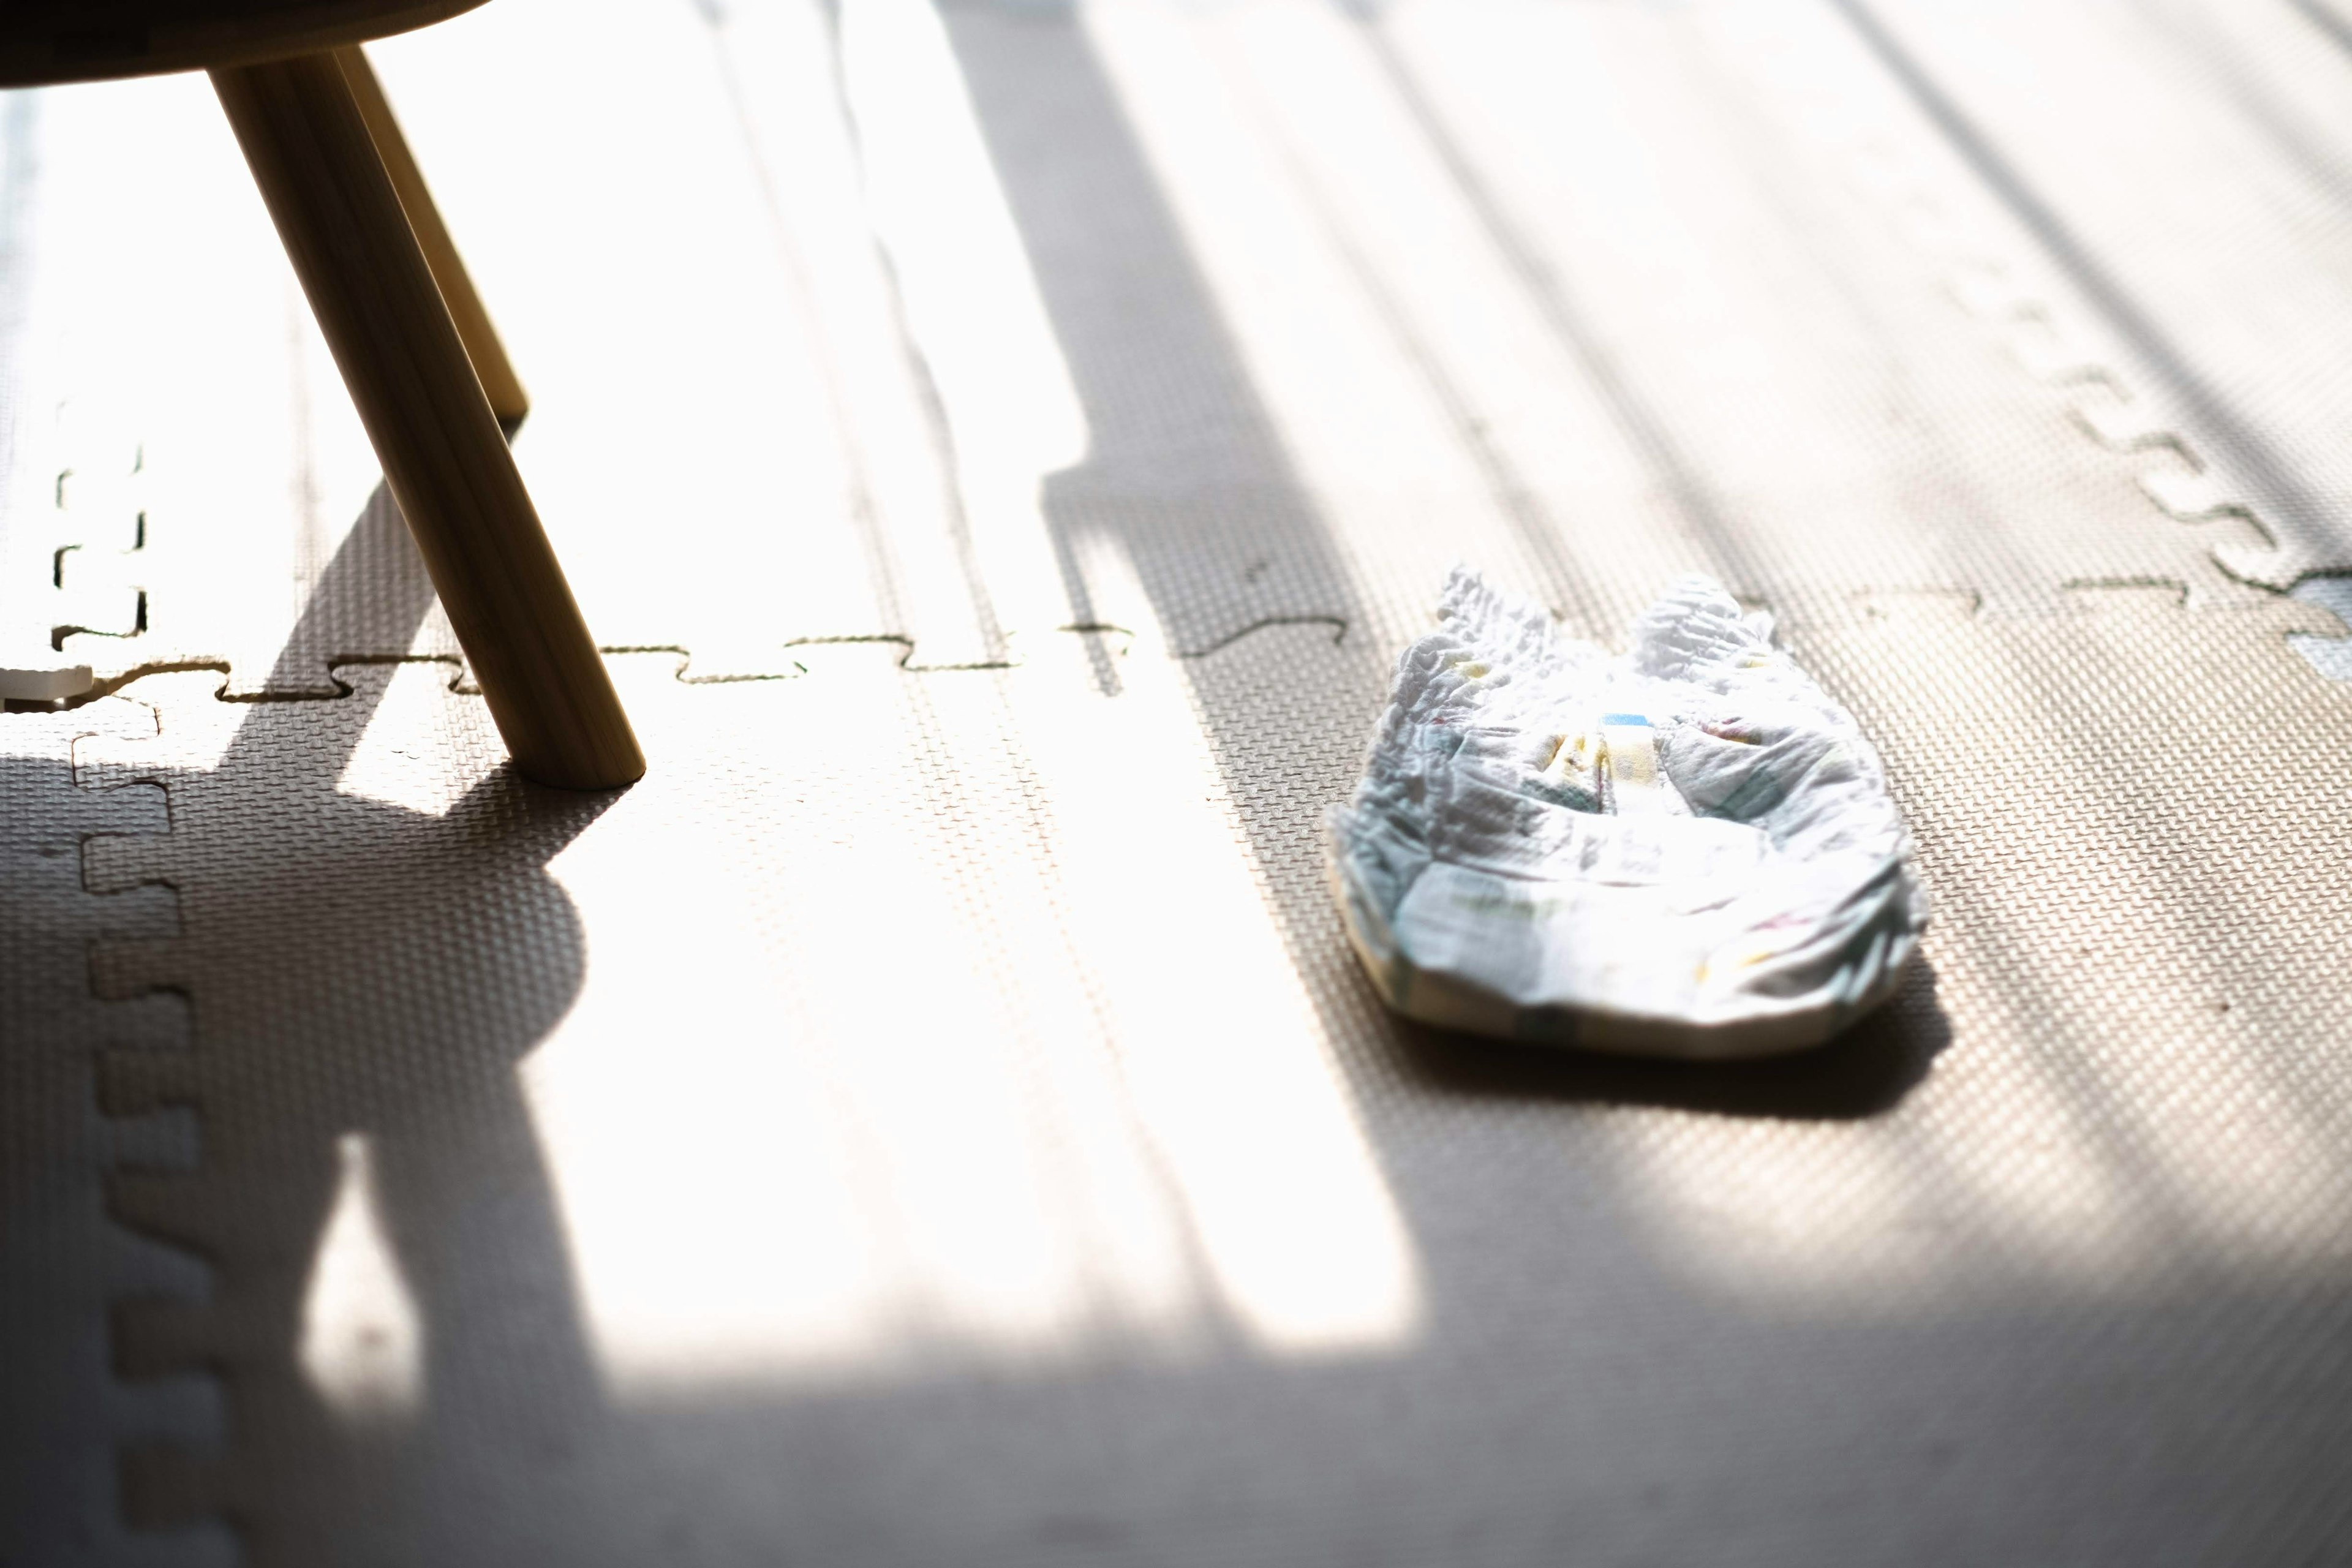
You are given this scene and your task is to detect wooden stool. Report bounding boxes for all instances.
[2,4,645,789]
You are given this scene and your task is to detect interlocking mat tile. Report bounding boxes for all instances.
[0,700,228,1568]
[14,0,2350,688]
[29,579,2352,1566]
[1839,0,2352,589]
[10,0,2352,1562]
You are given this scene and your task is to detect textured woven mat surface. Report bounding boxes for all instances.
[7,0,2352,1563]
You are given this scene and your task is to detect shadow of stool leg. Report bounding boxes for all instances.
[211,48,643,790]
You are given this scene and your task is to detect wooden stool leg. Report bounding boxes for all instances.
[212,50,644,790]
[332,45,529,432]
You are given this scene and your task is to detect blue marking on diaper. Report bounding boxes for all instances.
[1599,713,1651,726]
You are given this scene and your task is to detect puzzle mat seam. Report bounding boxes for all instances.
[4,408,149,692]
[1805,2,2351,608]
[13,134,2326,690]
[29,573,2339,730]
[69,703,239,1548]
[1,694,232,1564]
[43,578,2347,1560]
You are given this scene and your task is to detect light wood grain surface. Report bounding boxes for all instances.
[335,42,529,431]
[213,48,643,788]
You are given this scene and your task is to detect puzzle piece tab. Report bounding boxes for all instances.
[0,697,228,1567]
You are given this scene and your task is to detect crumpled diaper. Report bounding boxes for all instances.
[1329,569,1924,1058]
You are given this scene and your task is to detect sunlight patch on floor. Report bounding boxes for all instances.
[298,1134,424,1422]
[518,627,1420,1392]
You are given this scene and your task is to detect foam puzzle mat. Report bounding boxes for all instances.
[7,0,2352,1562]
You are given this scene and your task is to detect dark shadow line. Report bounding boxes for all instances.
[1656,8,2041,605]
[944,2,1361,662]
[692,0,936,653]
[1830,0,2334,542]
[2132,0,2352,225]
[1232,66,1601,630]
[820,0,1016,659]
[2290,0,2352,61]
[1335,0,1768,598]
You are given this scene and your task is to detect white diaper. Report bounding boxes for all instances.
[1329,568,1926,1058]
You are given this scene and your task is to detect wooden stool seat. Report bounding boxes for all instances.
[0,1,644,789]
[0,2,486,88]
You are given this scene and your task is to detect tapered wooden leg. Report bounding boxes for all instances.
[213,50,644,790]
[332,45,529,432]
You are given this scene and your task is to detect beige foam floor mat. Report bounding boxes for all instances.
[17,0,2352,689]
[8,0,2352,1562]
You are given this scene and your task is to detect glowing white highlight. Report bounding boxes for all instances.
[298,1134,423,1420]
[1007,562,1423,1351]
[522,632,1420,1389]
[837,0,1087,642]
